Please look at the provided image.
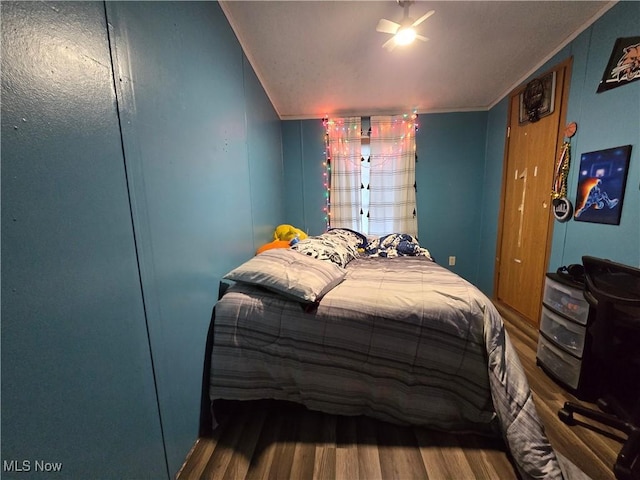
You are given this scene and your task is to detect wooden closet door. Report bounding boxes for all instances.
[496,62,571,326]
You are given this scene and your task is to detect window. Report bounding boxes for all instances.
[326,115,418,237]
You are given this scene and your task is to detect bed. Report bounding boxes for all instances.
[202,229,581,480]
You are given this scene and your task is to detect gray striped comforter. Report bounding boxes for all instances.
[209,256,565,479]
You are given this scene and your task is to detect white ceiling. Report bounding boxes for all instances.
[220,0,616,120]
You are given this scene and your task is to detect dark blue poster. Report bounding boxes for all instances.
[574,145,632,225]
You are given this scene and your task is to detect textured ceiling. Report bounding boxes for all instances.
[220,0,615,119]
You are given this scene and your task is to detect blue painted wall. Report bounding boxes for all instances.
[2,1,284,477]
[415,112,488,282]
[244,54,287,244]
[476,99,509,293]
[1,2,167,478]
[105,1,284,475]
[282,120,327,236]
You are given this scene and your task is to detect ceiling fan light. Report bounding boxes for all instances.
[395,27,416,46]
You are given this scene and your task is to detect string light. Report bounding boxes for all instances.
[323,116,331,229]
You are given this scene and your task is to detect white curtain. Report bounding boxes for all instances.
[328,117,362,231]
[368,115,418,237]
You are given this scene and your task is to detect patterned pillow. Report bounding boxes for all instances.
[291,231,360,267]
[223,249,345,303]
[365,233,433,260]
[326,227,368,250]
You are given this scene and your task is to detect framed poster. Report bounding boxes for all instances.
[597,36,640,93]
[574,145,632,225]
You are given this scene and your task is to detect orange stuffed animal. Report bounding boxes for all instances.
[256,224,307,255]
[256,240,291,254]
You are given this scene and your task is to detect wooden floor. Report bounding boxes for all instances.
[178,302,623,480]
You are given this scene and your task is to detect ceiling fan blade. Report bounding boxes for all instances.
[412,9,435,27]
[376,18,400,34]
[382,36,396,51]
[416,34,429,42]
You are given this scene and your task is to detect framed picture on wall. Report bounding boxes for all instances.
[574,145,632,225]
[597,36,640,93]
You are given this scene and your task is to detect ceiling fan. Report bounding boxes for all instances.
[376,0,434,51]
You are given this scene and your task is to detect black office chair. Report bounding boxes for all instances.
[558,256,640,480]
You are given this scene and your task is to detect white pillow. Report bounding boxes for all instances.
[223,249,346,303]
